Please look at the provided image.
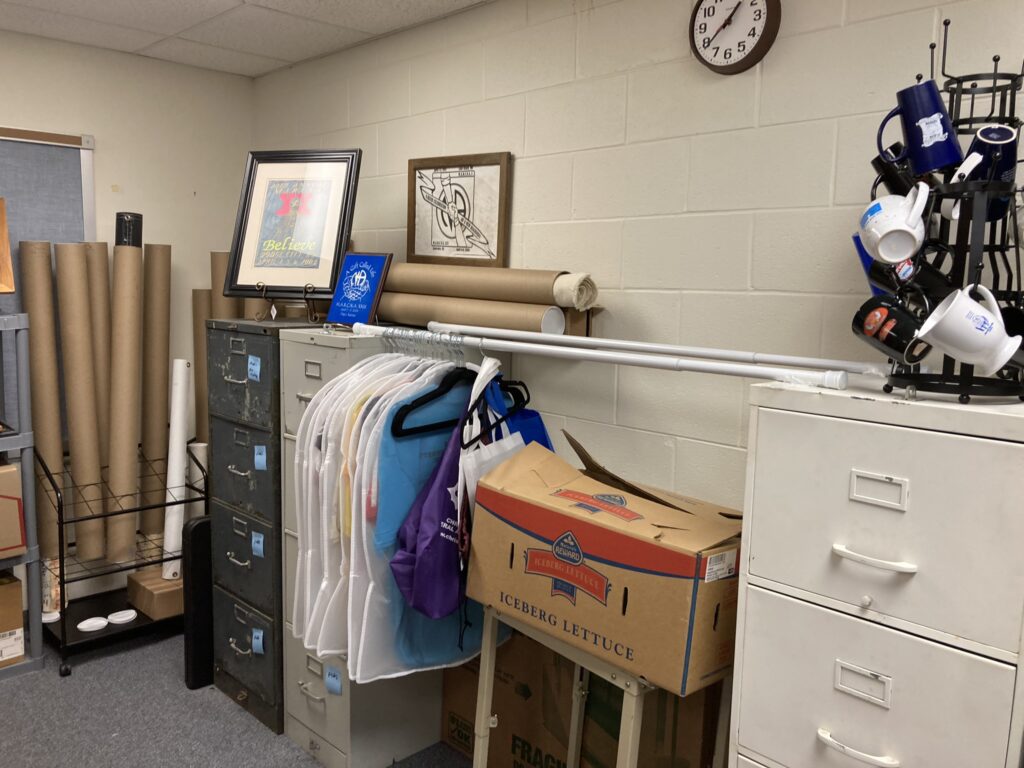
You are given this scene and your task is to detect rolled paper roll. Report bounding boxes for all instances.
[84,242,112,469]
[243,297,266,320]
[55,243,105,561]
[377,292,565,334]
[191,289,212,442]
[106,245,144,562]
[19,241,62,559]
[115,212,142,247]
[383,264,599,311]
[187,442,207,520]
[162,359,191,580]
[210,250,241,319]
[140,244,171,536]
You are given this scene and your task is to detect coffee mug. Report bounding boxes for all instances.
[871,142,917,197]
[877,80,963,177]
[917,284,1022,375]
[858,181,930,264]
[852,294,932,365]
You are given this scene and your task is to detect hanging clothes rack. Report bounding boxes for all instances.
[426,321,885,378]
[351,324,849,390]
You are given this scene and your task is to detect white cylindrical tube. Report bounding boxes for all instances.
[187,442,208,520]
[162,359,191,579]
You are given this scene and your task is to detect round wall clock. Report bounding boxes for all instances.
[689,0,781,75]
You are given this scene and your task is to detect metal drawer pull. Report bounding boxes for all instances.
[226,551,251,568]
[817,729,899,767]
[297,392,313,403]
[229,637,252,657]
[223,374,248,385]
[297,680,326,704]
[227,464,251,479]
[832,544,918,574]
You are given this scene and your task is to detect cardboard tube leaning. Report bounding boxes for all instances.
[55,243,105,561]
[377,292,565,334]
[210,250,241,319]
[140,244,171,536]
[106,245,144,562]
[191,289,212,442]
[19,242,62,563]
[187,442,207,520]
[162,359,191,579]
[243,297,266,320]
[84,242,112,469]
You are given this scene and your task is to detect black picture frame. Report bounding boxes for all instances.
[225,148,362,300]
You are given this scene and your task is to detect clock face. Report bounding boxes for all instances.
[689,0,781,75]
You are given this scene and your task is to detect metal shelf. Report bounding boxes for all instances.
[0,547,38,571]
[42,534,177,585]
[42,587,182,656]
[0,431,33,454]
[0,653,45,682]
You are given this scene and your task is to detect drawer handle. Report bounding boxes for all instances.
[297,680,326,704]
[229,637,252,657]
[832,544,918,574]
[223,374,247,385]
[296,392,313,404]
[817,728,899,767]
[227,464,252,479]
[226,551,251,569]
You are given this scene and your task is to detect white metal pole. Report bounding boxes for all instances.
[352,324,848,389]
[427,321,885,377]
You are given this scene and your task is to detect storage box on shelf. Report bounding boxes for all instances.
[730,383,1024,768]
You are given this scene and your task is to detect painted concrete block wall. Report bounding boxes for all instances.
[253,0,1023,507]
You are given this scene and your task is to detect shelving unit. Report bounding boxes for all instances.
[0,313,44,681]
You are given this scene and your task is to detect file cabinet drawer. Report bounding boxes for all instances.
[283,435,296,534]
[748,408,1024,652]
[737,587,1014,768]
[210,417,280,522]
[213,586,280,706]
[286,715,348,768]
[212,501,278,613]
[284,631,351,754]
[208,327,278,429]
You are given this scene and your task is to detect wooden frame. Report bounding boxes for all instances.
[407,152,512,268]
[225,149,361,300]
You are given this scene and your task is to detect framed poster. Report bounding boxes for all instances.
[226,149,361,300]
[326,252,392,327]
[407,152,512,268]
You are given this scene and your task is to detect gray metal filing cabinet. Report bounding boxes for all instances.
[208,319,312,733]
[279,328,444,767]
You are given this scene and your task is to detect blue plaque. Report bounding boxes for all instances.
[327,252,392,327]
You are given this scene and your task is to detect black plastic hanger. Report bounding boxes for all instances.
[390,367,476,438]
[460,380,531,450]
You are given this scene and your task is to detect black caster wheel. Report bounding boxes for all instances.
[882,384,893,393]
[59,663,71,677]
[1019,395,1024,401]
[959,394,971,404]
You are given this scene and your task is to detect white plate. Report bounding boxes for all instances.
[76,617,108,632]
[41,611,60,624]
[106,609,137,625]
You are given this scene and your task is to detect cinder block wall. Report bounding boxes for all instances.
[254,0,1023,507]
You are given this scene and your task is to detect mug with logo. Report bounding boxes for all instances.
[917,284,1022,375]
[858,181,930,264]
[940,124,1019,221]
[852,294,932,365]
[877,80,963,177]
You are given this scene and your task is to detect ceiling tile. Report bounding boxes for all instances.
[0,2,162,52]
[5,0,243,35]
[182,4,368,62]
[247,0,484,34]
[139,37,287,76]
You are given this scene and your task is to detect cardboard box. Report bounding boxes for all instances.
[127,566,183,620]
[0,463,26,559]
[0,571,24,669]
[467,443,741,697]
[442,633,720,768]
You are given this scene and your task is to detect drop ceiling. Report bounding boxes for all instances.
[0,0,488,77]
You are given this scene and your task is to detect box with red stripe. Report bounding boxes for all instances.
[467,443,741,697]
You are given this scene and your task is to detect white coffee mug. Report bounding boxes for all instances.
[917,284,1022,375]
[939,151,983,220]
[859,181,930,264]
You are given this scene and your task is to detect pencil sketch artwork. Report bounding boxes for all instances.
[414,164,500,260]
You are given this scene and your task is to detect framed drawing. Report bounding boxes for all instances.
[407,152,512,268]
[225,148,361,300]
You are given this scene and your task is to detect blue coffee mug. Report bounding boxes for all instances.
[968,124,1017,220]
[877,80,963,177]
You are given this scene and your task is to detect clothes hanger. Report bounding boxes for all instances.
[389,366,477,437]
[460,379,531,450]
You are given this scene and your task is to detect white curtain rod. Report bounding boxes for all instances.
[351,324,848,390]
[427,321,886,377]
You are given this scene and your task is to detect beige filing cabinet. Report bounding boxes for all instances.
[730,383,1024,768]
[279,328,443,767]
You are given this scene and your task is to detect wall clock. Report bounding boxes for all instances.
[689,0,781,75]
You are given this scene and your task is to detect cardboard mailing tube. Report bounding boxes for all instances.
[106,245,143,562]
[191,289,212,442]
[55,243,104,561]
[18,242,62,560]
[140,244,171,536]
[243,297,266,320]
[377,292,565,334]
[84,242,111,469]
[210,250,241,319]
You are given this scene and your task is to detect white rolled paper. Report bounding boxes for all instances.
[161,359,191,580]
[187,442,208,521]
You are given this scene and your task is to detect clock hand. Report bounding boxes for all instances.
[708,1,744,46]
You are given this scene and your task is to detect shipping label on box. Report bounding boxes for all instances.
[0,571,23,670]
[468,444,740,696]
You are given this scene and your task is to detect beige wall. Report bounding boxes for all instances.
[253,0,1023,508]
[0,30,254,368]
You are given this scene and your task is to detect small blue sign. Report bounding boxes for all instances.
[327,252,392,327]
[247,355,261,382]
[324,665,343,695]
[252,628,264,655]
[254,445,267,471]
[251,531,264,558]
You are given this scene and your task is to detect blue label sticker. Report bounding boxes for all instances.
[254,445,267,471]
[327,252,391,326]
[252,628,264,655]
[860,202,883,228]
[251,531,264,558]
[247,355,261,382]
[324,665,343,695]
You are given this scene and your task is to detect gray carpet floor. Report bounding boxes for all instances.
[0,631,469,768]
